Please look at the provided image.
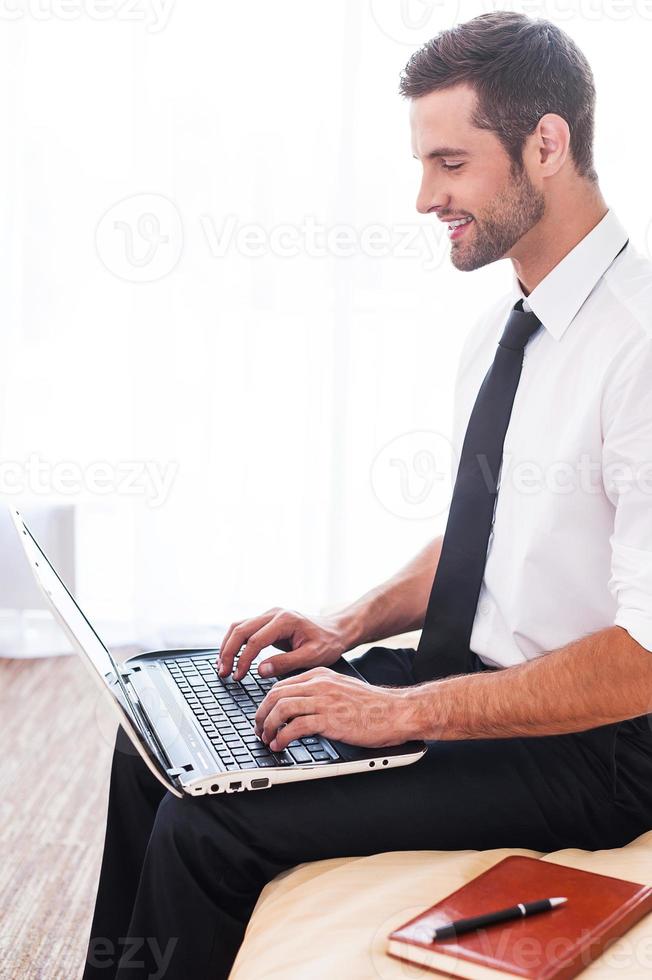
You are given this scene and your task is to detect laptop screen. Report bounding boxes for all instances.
[9,506,131,702]
[8,506,181,796]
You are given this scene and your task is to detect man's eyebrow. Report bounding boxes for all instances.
[412,147,470,160]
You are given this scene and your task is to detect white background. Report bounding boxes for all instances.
[1,0,651,648]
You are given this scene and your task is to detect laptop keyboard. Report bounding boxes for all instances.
[166,655,341,771]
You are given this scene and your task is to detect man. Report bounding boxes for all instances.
[84,11,652,980]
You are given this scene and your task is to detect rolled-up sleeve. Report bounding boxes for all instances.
[603,335,652,651]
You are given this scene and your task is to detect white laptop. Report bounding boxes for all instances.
[10,507,427,797]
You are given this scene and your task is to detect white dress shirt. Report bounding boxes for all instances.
[451,209,652,668]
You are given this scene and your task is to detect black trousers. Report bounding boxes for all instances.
[82,646,652,980]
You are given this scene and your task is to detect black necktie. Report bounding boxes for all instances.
[412,298,542,683]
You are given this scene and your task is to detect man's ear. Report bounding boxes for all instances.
[532,113,571,177]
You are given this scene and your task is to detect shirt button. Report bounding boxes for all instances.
[480,602,490,615]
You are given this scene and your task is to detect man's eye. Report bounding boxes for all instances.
[442,162,464,171]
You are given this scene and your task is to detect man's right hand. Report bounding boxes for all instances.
[217,608,348,681]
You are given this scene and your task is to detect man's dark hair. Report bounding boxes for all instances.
[399,11,597,183]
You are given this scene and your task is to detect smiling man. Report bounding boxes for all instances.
[84,12,652,980]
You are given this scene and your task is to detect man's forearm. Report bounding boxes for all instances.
[397,626,652,741]
[333,536,443,651]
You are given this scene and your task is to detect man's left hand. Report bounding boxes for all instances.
[253,666,415,751]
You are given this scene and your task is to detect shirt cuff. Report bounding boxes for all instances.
[609,539,652,653]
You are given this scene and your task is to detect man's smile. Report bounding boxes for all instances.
[445,215,474,240]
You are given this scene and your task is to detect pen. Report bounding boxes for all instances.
[432,896,568,940]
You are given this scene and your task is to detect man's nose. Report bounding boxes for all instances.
[416,177,450,216]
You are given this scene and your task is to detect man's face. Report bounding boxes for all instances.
[410,83,545,271]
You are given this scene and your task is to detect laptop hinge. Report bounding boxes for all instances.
[107,668,137,685]
[166,764,195,778]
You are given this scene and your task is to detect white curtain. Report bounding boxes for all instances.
[1,0,650,647]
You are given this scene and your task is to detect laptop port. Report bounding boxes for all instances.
[251,777,269,789]
[229,781,242,790]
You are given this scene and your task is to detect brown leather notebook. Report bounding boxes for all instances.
[386,855,652,979]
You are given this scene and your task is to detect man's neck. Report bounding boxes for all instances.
[510,186,609,296]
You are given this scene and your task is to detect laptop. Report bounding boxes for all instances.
[10,507,427,797]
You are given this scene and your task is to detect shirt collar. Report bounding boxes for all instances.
[509,209,629,341]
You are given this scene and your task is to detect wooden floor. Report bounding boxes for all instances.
[0,654,119,979]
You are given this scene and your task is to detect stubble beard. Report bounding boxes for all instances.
[450,164,546,272]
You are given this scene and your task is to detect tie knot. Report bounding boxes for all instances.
[498,299,542,351]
